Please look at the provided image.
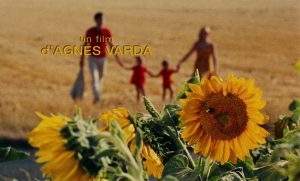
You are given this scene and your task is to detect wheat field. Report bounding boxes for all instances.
[0,0,299,139]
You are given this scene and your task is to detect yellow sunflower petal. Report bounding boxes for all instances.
[179,75,268,164]
[188,83,202,94]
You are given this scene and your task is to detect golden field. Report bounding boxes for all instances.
[0,0,299,138]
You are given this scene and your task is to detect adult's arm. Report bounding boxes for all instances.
[108,42,123,67]
[122,64,132,70]
[177,42,196,68]
[174,66,180,73]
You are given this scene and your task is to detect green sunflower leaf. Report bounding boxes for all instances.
[289,100,300,111]
[134,127,143,156]
[0,147,29,163]
[176,72,200,100]
[160,175,180,181]
[236,156,255,178]
[219,168,246,181]
[253,161,288,181]
[291,108,300,123]
[162,154,200,181]
[207,157,255,180]
[143,96,161,119]
[161,104,181,127]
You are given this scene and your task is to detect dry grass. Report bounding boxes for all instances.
[0,0,300,138]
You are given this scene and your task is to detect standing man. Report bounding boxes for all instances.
[80,12,123,104]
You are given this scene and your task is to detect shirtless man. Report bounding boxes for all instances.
[177,27,218,78]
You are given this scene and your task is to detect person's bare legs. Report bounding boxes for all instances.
[135,85,140,102]
[169,87,174,101]
[162,88,166,101]
[200,71,211,79]
[140,86,146,97]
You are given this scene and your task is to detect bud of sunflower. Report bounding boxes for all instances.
[100,108,164,178]
[100,107,181,179]
[274,118,288,139]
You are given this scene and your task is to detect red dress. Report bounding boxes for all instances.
[159,69,175,89]
[130,65,147,87]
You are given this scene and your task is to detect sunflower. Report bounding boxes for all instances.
[28,113,101,181]
[100,108,164,178]
[177,75,269,164]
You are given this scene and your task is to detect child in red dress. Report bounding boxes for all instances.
[149,60,179,101]
[123,56,149,102]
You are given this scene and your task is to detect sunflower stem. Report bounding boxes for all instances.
[176,132,203,181]
[164,105,202,180]
[179,139,196,168]
[204,159,215,181]
[164,126,196,168]
[198,158,203,181]
[164,110,196,169]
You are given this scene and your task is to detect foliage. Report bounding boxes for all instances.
[176,71,200,100]
[0,147,29,163]
[1,74,299,181]
[141,97,184,164]
[160,77,300,181]
[60,113,145,180]
[99,121,145,181]
[252,99,300,181]
[161,154,199,181]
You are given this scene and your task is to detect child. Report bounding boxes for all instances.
[122,56,149,102]
[149,60,179,101]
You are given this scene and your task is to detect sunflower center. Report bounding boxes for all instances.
[199,92,248,140]
[215,112,228,126]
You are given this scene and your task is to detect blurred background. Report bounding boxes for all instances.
[0,0,299,140]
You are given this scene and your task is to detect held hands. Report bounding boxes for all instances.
[176,63,181,72]
[118,59,132,70]
[175,61,183,72]
[115,56,124,67]
[118,61,124,67]
[147,71,155,77]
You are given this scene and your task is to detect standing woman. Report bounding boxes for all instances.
[177,27,218,78]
